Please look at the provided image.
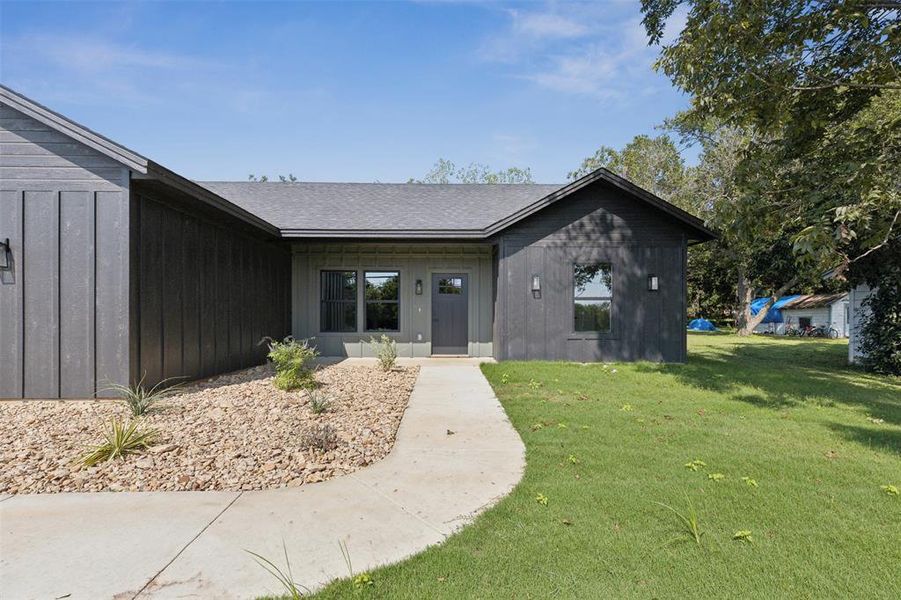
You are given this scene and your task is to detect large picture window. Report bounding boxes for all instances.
[574,263,612,332]
[321,270,357,332]
[365,271,400,331]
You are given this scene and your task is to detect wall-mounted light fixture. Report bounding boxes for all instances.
[0,239,11,271]
[531,274,541,299]
[648,275,659,291]
[415,279,423,295]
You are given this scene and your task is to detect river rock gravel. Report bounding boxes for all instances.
[0,364,419,494]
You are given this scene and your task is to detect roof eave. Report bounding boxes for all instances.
[145,162,282,236]
[279,228,487,239]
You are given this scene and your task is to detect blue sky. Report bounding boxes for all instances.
[0,0,690,183]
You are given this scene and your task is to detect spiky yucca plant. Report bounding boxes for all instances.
[104,375,183,417]
[80,418,159,467]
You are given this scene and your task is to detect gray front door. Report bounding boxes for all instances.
[431,273,468,355]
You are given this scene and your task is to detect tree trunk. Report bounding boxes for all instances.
[735,269,799,336]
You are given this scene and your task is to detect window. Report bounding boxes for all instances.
[438,277,463,295]
[365,271,400,331]
[320,270,357,332]
[573,263,612,332]
[799,316,812,329]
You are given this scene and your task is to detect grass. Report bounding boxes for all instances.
[300,334,901,598]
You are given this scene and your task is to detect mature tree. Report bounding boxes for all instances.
[410,158,533,184]
[676,125,819,332]
[568,134,687,203]
[641,0,901,334]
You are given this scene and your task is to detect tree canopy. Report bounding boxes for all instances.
[409,158,534,184]
[568,135,687,203]
[641,0,900,273]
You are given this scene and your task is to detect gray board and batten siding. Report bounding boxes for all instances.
[130,180,291,390]
[0,102,131,399]
[493,182,692,363]
[0,93,290,398]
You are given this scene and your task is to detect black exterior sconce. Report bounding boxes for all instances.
[531,274,541,299]
[415,279,423,295]
[0,239,11,271]
[648,274,659,291]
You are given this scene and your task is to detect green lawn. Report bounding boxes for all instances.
[312,334,900,599]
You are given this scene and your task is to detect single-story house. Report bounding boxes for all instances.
[754,293,850,336]
[0,85,714,399]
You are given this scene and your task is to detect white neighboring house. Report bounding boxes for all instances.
[848,284,874,364]
[755,293,850,336]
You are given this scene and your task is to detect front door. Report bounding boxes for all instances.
[431,273,468,355]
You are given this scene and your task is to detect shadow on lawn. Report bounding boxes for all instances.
[828,423,901,456]
[635,339,901,430]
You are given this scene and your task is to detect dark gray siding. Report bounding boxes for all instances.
[494,182,690,363]
[131,181,291,387]
[0,103,131,398]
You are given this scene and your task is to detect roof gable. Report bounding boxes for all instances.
[484,168,715,241]
[0,84,148,173]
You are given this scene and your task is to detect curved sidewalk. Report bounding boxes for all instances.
[0,362,525,600]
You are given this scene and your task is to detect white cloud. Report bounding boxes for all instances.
[0,33,312,115]
[9,35,209,74]
[509,10,588,39]
[480,2,673,102]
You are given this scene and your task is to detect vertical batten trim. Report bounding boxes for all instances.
[92,191,98,397]
[56,191,62,398]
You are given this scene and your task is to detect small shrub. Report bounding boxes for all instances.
[858,263,901,375]
[881,484,899,496]
[741,476,759,488]
[707,472,725,482]
[371,334,397,372]
[536,493,549,506]
[298,424,338,452]
[261,336,319,391]
[308,390,332,415]
[246,541,310,599]
[104,375,182,417]
[81,418,158,466]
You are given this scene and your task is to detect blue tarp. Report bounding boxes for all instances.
[688,318,717,331]
[750,295,801,324]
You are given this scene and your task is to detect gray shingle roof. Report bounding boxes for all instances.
[197,181,562,234]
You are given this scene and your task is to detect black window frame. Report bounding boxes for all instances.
[572,262,613,334]
[320,270,358,333]
[364,270,401,332]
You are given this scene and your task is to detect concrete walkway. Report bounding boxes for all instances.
[0,363,525,600]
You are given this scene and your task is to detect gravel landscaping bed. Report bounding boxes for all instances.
[0,364,418,494]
